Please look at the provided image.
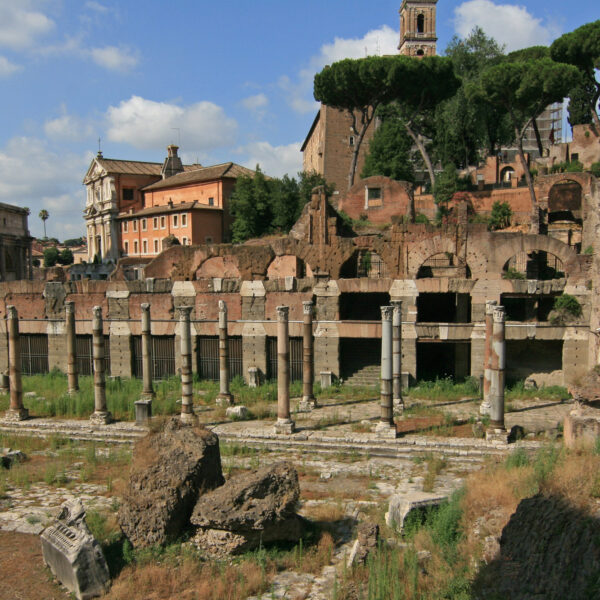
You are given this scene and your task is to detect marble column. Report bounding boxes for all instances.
[4,306,28,421]
[274,306,295,434]
[135,303,154,425]
[480,300,497,416]
[216,300,233,406]
[487,305,507,441]
[391,300,403,413]
[90,306,112,425]
[299,300,316,411]
[375,306,397,438]
[65,301,79,394]
[179,306,195,423]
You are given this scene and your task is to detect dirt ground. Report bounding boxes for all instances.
[0,531,67,600]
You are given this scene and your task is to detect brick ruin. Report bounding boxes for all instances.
[0,175,599,390]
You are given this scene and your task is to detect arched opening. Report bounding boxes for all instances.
[416,49,425,56]
[195,256,240,279]
[339,252,358,278]
[502,251,564,280]
[357,251,388,278]
[417,13,425,33]
[416,252,471,279]
[500,166,515,183]
[266,255,307,279]
[548,180,583,250]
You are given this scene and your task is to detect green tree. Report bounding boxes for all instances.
[229,166,272,243]
[474,57,580,207]
[567,80,596,126]
[39,209,49,239]
[361,113,414,182]
[43,246,59,267]
[58,248,74,265]
[433,164,459,222]
[489,200,512,230]
[270,175,300,232]
[551,20,600,129]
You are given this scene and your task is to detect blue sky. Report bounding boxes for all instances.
[0,0,596,239]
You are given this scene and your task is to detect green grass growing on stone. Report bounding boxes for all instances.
[407,377,480,401]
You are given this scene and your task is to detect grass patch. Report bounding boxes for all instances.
[506,381,570,402]
[407,377,479,401]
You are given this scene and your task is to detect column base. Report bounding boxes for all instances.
[180,411,197,425]
[3,408,29,422]
[393,398,404,416]
[479,401,491,416]
[297,397,317,412]
[373,421,398,438]
[486,427,509,443]
[274,418,295,434]
[216,393,234,407]
[90,411,113,426]
[135,398,152,426]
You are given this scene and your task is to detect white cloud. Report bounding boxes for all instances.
[241,93,269,120]
[453,0,561,52]
[0,137,90,239]
[239,141,303,178]
[85,1,109,13]
[106,96,238,153]
[0,56,20,77]
[281,25,399,114]
[44,108,96,142]
[90,45,138,72]
[0,4,54,50]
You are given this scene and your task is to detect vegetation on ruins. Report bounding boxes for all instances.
[550,293,583,324]
[551,20,600,129]
[42,246,59,267]
[229,169,330,242]
[488,200,512,230]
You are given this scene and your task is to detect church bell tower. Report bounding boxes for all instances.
[398,0,438,57]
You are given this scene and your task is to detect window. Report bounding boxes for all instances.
[416,49,424,56]
[154,239,159,253]
[153,217,159,230]
[141,218,147,231]
[160,216,166,229]
[124,241,129,255]
[173,214,178,228]
[349,136,355,146]
[133,240,139,254]
[181,213,187,227]
[142,240,148,254]
[417,13,425,33]
[182,236,188,245]
[208,197,214,206]
[132,220,138,232]
[122,221,128,233]
[122,188,134,201]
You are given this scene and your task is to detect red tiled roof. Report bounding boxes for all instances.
[143,162,256,191]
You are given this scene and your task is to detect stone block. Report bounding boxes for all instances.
[226,405,249,420]
[320,371,333,388]
[134,399,152,426]
[274,418,295,434]
[564,405,600,449]
[385,492,448,531]
[247,366,260,388]
[40,499,110,600]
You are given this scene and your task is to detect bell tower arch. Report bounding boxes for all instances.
[398,0,438,57]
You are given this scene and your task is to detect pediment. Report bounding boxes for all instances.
[83,159,106,184]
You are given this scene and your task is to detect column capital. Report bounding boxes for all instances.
[302,300,313,315]
[218,299,227,315]
[485,300,498,315]
[276,305,289,321]
[140,302,150,312]
[381,305,393,321]
[493,305,506,323]
[65,300,75,315]
[178,305,192,320]
[6,305,17,319]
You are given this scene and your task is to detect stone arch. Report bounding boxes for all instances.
[417,13,425,33]
[492,234,580,278]
[500,166,515,182]
[416,252,471,279]
[266,254,311,279]
[195,255,240,279]
[408,236,454,278]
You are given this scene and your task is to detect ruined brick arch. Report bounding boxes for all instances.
[492,234,580,277]
[195,255,241,279]
[408,236,455,278]
[266,254,312,279]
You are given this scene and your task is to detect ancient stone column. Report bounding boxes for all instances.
[216,300,233,406]
[4,306,28,421]
[90,306,112,425]
[480,300,497,416]
[179,306,195,423]
[274,306,295,434]
[299,300,316,411]
[487,305,507,440]
[391,300,403,412]
[134,303,154,425]
[375,306,397,438]
[65,301,78,394]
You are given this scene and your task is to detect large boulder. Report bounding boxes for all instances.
[118,418,224,548]
[191,461,302,555]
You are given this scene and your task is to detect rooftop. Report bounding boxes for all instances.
[143,162,256,191]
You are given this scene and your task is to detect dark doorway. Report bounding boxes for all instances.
[417,341,471,381]
[506,340,562,383]
[339,292,389,320]
[340,337,381,381]
[417,293,471,323]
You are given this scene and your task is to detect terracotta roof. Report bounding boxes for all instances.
[96,158,201,176]
[142,162,256,191]
[116,201,221,219]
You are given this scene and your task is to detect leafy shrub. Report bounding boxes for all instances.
[503,267,525,280]
[489,200,512,230]
[43,246,59,267]
[552,294,582,321]
[591,162,600,177]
